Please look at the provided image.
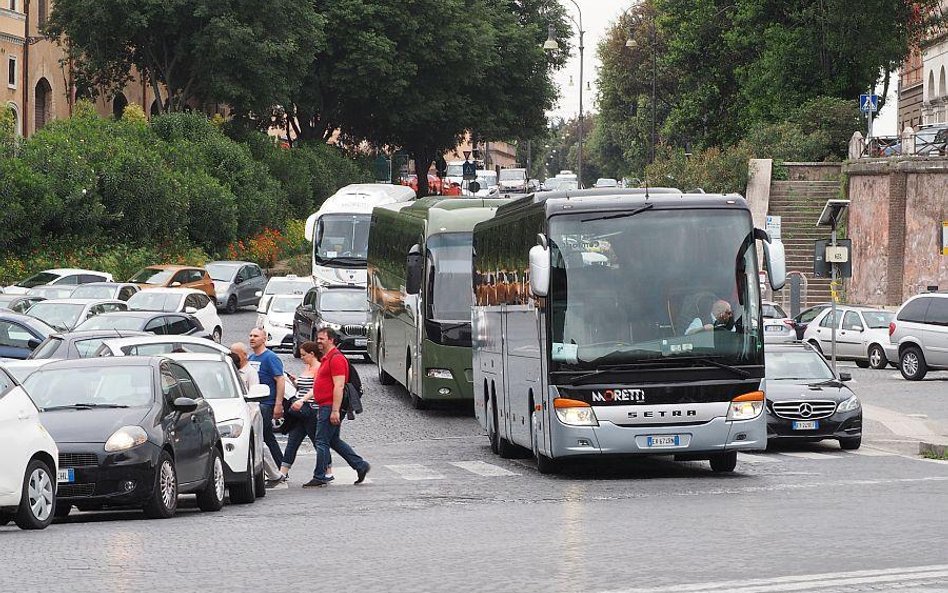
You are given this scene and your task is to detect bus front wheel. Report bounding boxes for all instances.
[536,453,561,475]
[709,451,738,473]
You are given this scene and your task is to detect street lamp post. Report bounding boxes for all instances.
[624,4,657,164]
[544,0,585,187]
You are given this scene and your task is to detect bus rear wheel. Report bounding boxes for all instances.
[376,341,394,385]
[709,451,737,473]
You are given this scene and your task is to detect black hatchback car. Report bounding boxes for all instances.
[22,357,226,519]
[293,285,369,358]
[764,343,862,449]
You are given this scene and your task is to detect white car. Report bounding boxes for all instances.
[166,353,268,503]
[25,298,128,332]
[261,294,304,350]
[127,288,224,343]
[94,335,231,357]
[0,367,58,529]
[762,301,795,344]
[257,275,315,317]
[5,268,114,295]
[804,306,895,369]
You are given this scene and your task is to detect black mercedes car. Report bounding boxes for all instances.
[22,357,226,519]
[293,285,369,358]
[764,343,862,449]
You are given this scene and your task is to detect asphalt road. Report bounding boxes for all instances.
[3,308,948,593]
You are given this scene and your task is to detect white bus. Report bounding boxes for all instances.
[472,188,787,473]
[305,184,415,286]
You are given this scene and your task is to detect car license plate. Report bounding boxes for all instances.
[792,420,819,430]
[766,325,785,332]
[57,468,74,483]
[646,435,680,448]
[354,338,367,347]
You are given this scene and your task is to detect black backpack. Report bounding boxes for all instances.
[330,351,363,416]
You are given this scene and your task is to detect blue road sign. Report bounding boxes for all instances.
[462,161,477,180]
[859,94,879,114]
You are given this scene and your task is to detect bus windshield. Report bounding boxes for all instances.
[548,209,762,370]
[314,214,371,268]
[427,233,474,323]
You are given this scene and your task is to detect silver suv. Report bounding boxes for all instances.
[889,293,948,380]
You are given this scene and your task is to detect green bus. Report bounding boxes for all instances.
[366,197,509,408]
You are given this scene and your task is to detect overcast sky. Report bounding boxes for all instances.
[546,0,897,135]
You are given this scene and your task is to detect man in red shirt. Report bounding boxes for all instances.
[303,327,370,487]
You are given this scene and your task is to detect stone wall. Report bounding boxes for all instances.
[784,162,843,182]
[843,158,948,305]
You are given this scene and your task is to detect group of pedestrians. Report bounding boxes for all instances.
[229,326,370,489]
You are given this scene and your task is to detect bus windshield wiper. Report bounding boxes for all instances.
[581,202,653,222]
[42,403,130,411]
[672,357,751,378]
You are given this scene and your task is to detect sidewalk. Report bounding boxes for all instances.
[863,403,948,457]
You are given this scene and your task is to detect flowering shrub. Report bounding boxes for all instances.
[226,228,287,268]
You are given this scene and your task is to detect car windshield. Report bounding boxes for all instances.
[270,295,303,313]
[129,268,173,284]
[177,360,239,400]
[862,310,893,328]
[765,350,834,381]
[314,214,371,267]
[127,292,180,312]
[426,233,474,322]
[548,209,762,370]
[499,169,525,181]
[17,272,60,288]
[446,164,464,177]
[27,302,85,331]
[27,286,75,299]
[265,278,313,296]
[70,285,115,299]
[77,315,144,331]
[762,303,787,318]
[25,365,155,409]
[206,264,239,282]
[318,290,365,312]
[476,172,497,186]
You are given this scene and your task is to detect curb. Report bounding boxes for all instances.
[919,441,948,459]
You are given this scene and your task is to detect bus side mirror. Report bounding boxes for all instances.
[755,228,786,291]
[529,245,550,297]
[406,244,423,295]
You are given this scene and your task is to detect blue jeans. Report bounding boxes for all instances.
[260,403,284,467]
[282,402,331,469]
[313,406,367,481]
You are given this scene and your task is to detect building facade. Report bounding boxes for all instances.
[921,0,948,125]
[898,48,924,131]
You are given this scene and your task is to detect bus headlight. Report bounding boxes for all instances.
[426,369,453,380]
[727,391,765,421]
[553,398,598,426]
[837,395,860,413]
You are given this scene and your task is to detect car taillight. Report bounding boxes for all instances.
[783,320,794,328]
[889,322,896,336]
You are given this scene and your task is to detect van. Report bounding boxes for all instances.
[888,292,948,380]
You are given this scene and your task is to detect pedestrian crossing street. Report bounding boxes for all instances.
[281,446,945,485]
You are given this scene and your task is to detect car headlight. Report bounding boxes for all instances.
[324,322,342,331]
[104,426,148,452]
[727,391,765,421]
[837,395,860,413]
[426,368,453,380]
[217,419,244,439]
[553,398,598,426]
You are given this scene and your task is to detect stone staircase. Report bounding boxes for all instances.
[767,180,842,306]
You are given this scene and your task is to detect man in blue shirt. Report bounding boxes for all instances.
[249,327,286,468]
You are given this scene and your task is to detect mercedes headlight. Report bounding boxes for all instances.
[217,419,245,439]
[837,395,860,413]
[104,426,148,452]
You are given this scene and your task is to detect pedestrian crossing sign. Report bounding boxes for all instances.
[859,94,879,113]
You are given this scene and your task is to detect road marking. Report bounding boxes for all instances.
[449,461,520,476]
[739,453,780,464]
[777,451,840,460]
[598,564,948,593]
[384,464,445,480]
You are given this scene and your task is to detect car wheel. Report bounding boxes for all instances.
[212,327,223,344]
[144,451,178,519]
[899,346,928,381]
[855,360,870,368]
[225,295,238,314]
[709,451,738,473]
[868,345,888,370]
[839,436,862,450]
[228,447,256,505]
[14,459,55,530]
[196,448,226,512]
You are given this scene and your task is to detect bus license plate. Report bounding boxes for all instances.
[792,420,819,430]
[57,468,74,483]
[646,435,680,448]
[354,338,367,347]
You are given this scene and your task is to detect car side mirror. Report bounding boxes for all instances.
[27,338,41,350]
[838,372,852,382]
[172,397,198,412]
[245,384,270,401]
[185,306,198,314]
[235,277,244,284]
[171,282,182,287]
